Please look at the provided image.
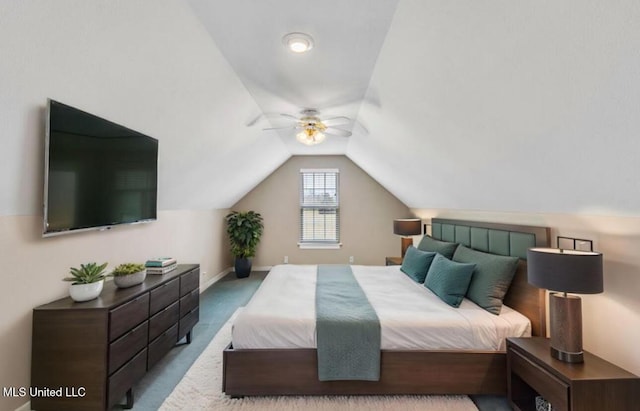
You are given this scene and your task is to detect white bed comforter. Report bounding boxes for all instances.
[231,264,531,351]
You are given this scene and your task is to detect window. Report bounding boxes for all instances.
[299,169,340,248]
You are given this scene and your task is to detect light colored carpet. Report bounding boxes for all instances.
[160,311,478,411]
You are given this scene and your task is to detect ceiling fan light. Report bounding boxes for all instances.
[282,32,314,53]
[296,129,325,146]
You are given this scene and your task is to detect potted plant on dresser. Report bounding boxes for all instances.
[63,262,108,302]
[110,263,147,288]
[225,210,264,278]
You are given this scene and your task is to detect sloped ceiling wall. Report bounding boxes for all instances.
[349,0,640,216]
[5,1,638,216]
[0,0,289,216]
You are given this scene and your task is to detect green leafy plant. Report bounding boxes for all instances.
[111,263,146,277]
[63,262,108,285]
[225,211,264,258]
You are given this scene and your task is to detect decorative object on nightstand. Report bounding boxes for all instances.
[527,239,603,363]
[393,218,422,258]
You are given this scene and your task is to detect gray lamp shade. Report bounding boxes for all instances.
[527,247,604,294]
[393,219,422,236]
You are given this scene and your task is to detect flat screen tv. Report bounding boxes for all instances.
[43,99,158,236]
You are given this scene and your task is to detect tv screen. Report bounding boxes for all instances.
[44,99,158,236]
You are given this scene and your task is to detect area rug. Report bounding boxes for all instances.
[160,311,478,411]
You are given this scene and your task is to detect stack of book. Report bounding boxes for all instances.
[145,257,177,275]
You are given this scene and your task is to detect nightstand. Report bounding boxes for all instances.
[507,337,640,411]
[385,256,403,266]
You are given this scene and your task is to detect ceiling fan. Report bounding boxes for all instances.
[253,109,354,146]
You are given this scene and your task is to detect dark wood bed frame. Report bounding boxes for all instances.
[223,219,550,397]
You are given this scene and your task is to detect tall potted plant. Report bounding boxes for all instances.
[225,210,264,278]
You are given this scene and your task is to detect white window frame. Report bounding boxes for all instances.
[298,168,341,249]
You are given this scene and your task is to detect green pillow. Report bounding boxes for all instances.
[452,245,519,315]
[417,236,459,259]
[400,246,437,283]
[424,254,475,308]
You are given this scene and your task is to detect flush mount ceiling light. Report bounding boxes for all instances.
[282,32,314,53]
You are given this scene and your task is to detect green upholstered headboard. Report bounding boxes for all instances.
[430,218,551,337]
[430,219,550,260]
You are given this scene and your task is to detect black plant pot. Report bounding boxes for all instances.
[234,257,252,278]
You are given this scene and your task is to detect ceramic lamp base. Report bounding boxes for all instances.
[549,292,584,363]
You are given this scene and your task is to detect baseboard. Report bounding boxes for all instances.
[15,401,30,411]
[201,267,232,292]
[201,266,273,292]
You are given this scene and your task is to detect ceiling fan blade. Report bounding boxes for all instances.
[324,127,352,138]
[263,125,298,131]
[245,114,263,127]
[322,116,352,126]
[280,113,299,121]
[247,112,297,126]
[354,120,369,135]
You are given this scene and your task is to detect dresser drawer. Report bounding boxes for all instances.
[107,348,147,409]
[510,348,569,411]
[180,288,199,316]
[180,268,199,297]
[148,323,178,370]
[149,278,179,316]
[149,301,179,342]
[109,293,149,341]
[179,307,199,340]
[109,321,148,374]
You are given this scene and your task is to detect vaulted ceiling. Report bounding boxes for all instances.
[183,0,640,216]
[188,0,399,155]
[1,1,638,217]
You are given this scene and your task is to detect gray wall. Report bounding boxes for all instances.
[232,155,412,266]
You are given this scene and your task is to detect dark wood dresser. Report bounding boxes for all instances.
[31,264,200,411]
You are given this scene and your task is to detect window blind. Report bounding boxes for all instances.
[299,169,339,244]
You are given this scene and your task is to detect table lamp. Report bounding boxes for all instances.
[393,219,422,258]
[527,247,603,363]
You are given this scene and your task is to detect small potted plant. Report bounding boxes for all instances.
[111,263,147,288]
[225,210,264,278]
[63,262,108,302]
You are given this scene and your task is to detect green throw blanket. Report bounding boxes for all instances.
[315,265,381,381]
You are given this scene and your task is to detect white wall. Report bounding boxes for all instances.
[350,0,640,216]
[0,0,289,216]
[0,2,285,409]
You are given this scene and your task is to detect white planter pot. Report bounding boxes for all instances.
[69,279,104,302]
[113,270,147,288]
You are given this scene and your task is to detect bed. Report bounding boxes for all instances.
[223,219,551,396]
